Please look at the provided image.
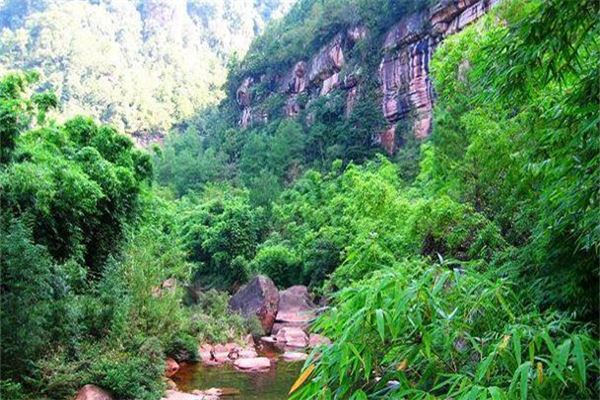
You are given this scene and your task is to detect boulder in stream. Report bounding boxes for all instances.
[272,285,316,334]
[282,351,308,361]
[233,357,271,371]
[275,327,309,348]
[229,275,279,335]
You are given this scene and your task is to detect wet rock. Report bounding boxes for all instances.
[162,390,217,400]
[309,333,331,348]
[282,351,308,361]
[229,275,280,335]
[75,384,112,400]
[233,357,271,371]
[193,388,241,397]
[165,358,180,378]
[275,327,309,348]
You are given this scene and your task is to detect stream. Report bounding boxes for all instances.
[171,343,304,399]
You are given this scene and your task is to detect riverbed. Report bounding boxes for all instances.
[171,343,304,399]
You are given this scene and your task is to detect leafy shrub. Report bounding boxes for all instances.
[166,333,199,363]
[188,290,249,344]
[250,244,302,288]
[90,350,164,400]
[0,380,26,400]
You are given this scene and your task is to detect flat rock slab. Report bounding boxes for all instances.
[282,351,308,361]
[162,390,217,400]
[275,327,309,348]
[193,388,241,397]
[233,357,271,371]
[199,343,257,365]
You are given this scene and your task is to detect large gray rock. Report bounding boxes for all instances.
[229,275,280,335]
[75,385,112,400]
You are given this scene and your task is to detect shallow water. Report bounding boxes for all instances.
[172,344,304,400]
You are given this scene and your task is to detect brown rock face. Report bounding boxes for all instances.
[380,0,496,142]
[75,384,113,400]
[376,125,397,155]
[229,275,280,335]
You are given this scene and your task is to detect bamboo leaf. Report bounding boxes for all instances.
[573,336,587,386]
[375,308,385,342]
[488,386,505,400]
[289,363,315,395]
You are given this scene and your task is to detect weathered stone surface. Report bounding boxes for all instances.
[229,275,280,335]
[260,336,277,344]
[275,327,309,348]
[162,390,217,400]
[309,333,332,348]
[273,285,316,334]
[165,357,180,378]
[165,378,178,390]
[375,125,397,156]
[379,0,497,143]
[282,351,308,361]
[193,388,241,397]
[284,61,308,94]
[233,357,271,371]
[347,25,367,43]
[309,33,345,85]
[75,384,112,400]
[383,11,428,51]
[320,72,340,96]
[233,0,495,145]
[198,343,257,365]
[236,77,253,108]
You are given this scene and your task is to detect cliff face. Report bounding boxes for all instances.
[235,0,497,154]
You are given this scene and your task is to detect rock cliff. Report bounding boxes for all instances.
[235,0,497,154]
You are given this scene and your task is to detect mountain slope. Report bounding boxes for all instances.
[0,0,295,142]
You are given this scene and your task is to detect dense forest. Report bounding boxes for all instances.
[1,0,598,399]
[0,0,294,141]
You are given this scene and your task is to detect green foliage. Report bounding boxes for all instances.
[187,289,255,343]
[0,0,295,138]
[89,345,164,400]
[165,333,199,362]
[176,187,264,288]
[250,244,302,288]
[1,79,152,268]
[429,0,599,317]
[0,380,26,400]
[294,259,599,399]
[0,221,56,378]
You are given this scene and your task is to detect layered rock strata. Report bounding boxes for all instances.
[235,0,497,153]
